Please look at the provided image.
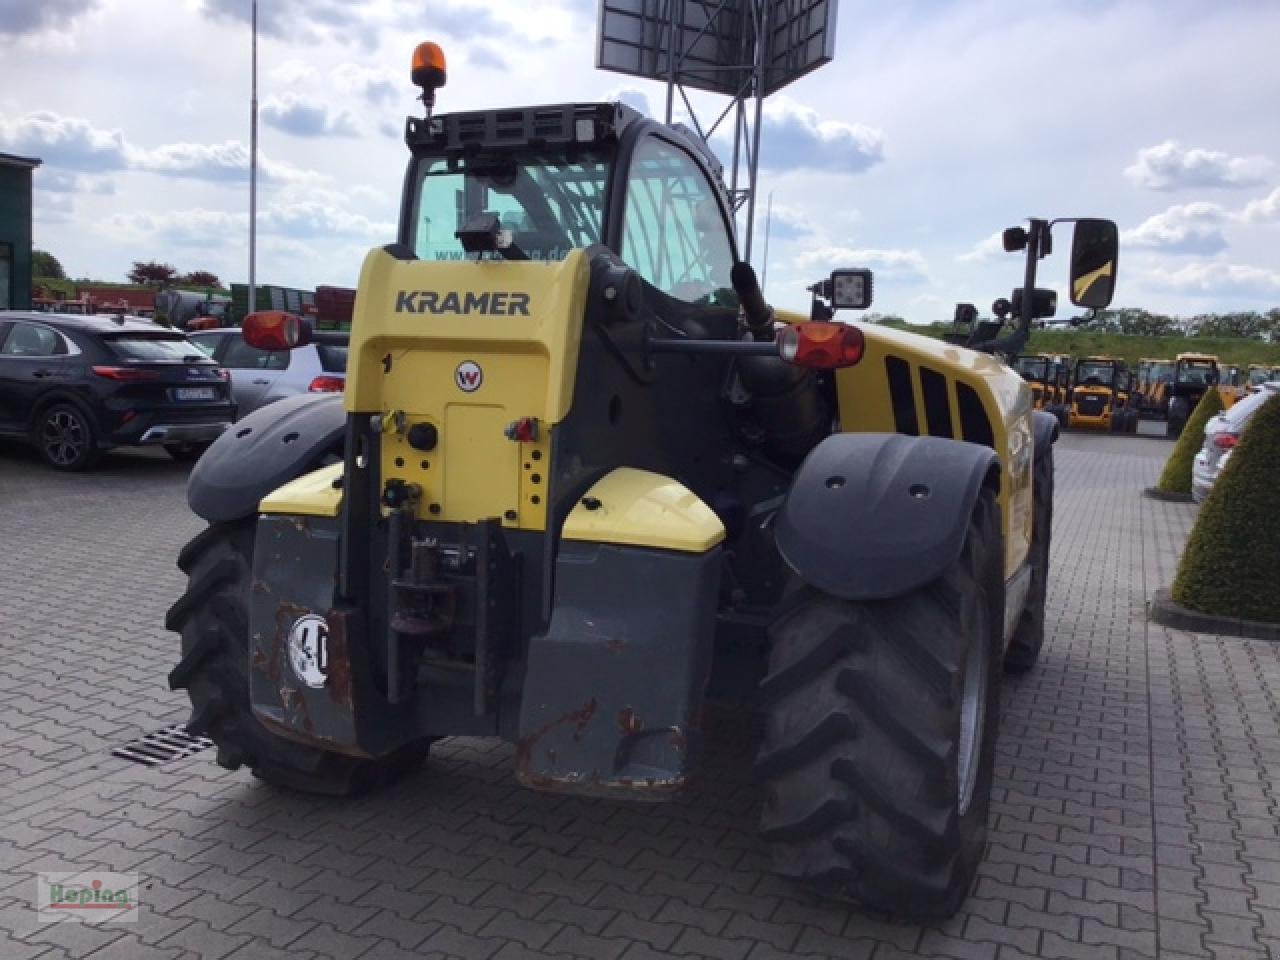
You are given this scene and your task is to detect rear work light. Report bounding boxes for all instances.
[92,365,161,381]
[1212,433,1240,450]
[308,375,345,393]
[243,311,311,350]
[776,322,865,370]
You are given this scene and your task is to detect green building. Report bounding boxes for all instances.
[0,152,41,310]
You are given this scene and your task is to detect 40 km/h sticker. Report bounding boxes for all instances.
[455,360,483,392]
[287,614,329,689]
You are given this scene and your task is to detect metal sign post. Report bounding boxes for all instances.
[597,0,837,261]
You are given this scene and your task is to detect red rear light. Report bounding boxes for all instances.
[1213,433,1239,450]
[92,365,161,381]
[243,311,309,350]
[777,322,865,369]
[216,368,231,381]
[308,375,345,393]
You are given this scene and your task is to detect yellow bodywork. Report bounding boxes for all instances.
[561,468,726,552]
[778,312,1033,579]
[265,254,1033,576]
[261,462,343,517]
[345,247,589,531]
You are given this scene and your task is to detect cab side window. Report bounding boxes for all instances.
[621,137,736,306]
[1,323,64,357]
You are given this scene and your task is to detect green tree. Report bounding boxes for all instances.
[1155,387,1224,494]
[128,261,178,286]
[1172,393,1280,621]
[178,270,223,288]
[31,249,65,280]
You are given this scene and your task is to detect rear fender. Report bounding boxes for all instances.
[1032,410,1059,460]
[775,433,1000,601]
[187,393,347,523]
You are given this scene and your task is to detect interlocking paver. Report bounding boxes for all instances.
[3,424,1280,959]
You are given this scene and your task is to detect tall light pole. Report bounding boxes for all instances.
[248,0,258,317]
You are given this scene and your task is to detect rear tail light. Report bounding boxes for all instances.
[92,365,161,381]
[1213,433,1239,450]
[244,310,311,350]
[215,368,231,381]
[776,322,865,369]
[308,375,345,393]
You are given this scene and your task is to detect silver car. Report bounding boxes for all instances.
[1192,381,1279,502]
[188,328,346,418]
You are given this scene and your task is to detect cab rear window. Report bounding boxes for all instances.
[105,336,209,362]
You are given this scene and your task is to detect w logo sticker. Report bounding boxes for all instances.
[455,361,483,392]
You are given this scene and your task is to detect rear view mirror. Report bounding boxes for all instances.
[1069,219,1118,309]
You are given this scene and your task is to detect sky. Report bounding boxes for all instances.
[2,0,1278,322]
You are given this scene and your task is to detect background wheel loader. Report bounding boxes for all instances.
[1014,353,1069,428]
[1067,355,1138,433]
[1167,352,1225,438]
[165,44,1119,919]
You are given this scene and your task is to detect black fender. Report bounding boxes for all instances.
[187,393,347,524]
[1032,410,1059,461]
[774,432,1000,601]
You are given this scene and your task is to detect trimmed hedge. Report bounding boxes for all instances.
[1172,393,1280,622]
[1155,388,1224,494]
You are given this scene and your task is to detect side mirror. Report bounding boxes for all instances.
[1069,218,1119,309]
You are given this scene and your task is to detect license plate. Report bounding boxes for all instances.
[174,387,216,401]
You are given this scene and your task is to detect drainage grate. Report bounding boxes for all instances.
[112,725,214,767]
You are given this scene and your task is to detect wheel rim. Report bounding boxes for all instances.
[956,593,989,816]
[41,410,87,466]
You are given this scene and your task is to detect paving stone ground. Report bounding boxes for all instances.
[1,429,1278,959]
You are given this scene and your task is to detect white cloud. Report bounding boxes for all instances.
[794,246,928,284]
[270,60,315,86]
[0,0,98,37]
[956,232,1005,263]
[1124,140,1271,191]
[1147,262,1280,296]
[0,111,128,170]
[1122,202,1231,254]
[0,110,323,184]
[34,192,75,224]
[260,94,359,138]
[101,200,393,247]
[331,63,398,105]
[757,98,884,175]
[1241,186,1280,224]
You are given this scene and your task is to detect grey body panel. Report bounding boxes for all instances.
[517,541,721,796]
[187,392,347,524]
[775,432,999,601]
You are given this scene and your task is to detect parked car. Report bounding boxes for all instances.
[187,327,346,417]
[1192,381,1280,502]
[0,312,235,470]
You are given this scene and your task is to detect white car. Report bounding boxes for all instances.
[1192,381,1280,502]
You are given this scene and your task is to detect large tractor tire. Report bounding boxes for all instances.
[166,521,430,795]
[757,492,1004,919]
[1005,448,1053,673]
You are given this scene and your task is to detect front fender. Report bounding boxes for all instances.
[187,393,347,524]
[775,433,999,601]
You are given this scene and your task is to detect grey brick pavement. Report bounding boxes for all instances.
[1,432,1278,958]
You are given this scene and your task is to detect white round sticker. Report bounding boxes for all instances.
[455,360,483,392]
[287,614,329,689]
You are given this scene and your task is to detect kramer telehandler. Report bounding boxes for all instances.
[165,43,1119,918]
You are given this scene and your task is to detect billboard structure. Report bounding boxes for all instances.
[597,0,837,259]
